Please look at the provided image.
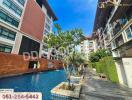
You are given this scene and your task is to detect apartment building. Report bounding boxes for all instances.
[0,0,57,58]
[93,0,132,88]
[79,36,96,61]
[36,0,58,59]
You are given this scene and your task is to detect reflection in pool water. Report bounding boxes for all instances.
[0,69,66,100]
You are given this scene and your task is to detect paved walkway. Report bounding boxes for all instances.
[80,68,132,100]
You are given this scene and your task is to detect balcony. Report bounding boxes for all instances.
[105,39,110,46]
[112,16,128,37]
[113,23,121,36]
[115,35,124,47]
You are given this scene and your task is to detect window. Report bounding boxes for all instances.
[45,23,51,31]
[0,12,6,20]
[0,11,19,27]
[0,26,16,40]
[0,43,12,53]
[46,17,51,25]
[119,16,128,26]
[3,0,22,16]
[17,0,25,6]
[125,25,132,40]
[113,22,121,36]
[44,30,49,35]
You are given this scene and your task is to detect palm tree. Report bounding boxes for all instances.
[43,24,85,88]
[62,51,85,88]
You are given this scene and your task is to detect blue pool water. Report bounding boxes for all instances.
[0,70,66,100]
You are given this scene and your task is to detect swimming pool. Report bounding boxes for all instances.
[0,69,66,100]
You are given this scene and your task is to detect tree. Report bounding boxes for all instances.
[63,51,85,88]
[89,49,111,63]
[43,24,85,88]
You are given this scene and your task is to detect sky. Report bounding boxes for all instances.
[48,0,98,36]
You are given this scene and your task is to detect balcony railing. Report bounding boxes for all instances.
[112,17,128,37]
[115,35,124,47]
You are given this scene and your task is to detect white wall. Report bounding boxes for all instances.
[42,5,53,34]
[122,58,132,88]
[11,32,22,54]
[0,37,15,46]
[39,43,43,58]
[42,5,47,14]
[115,60,128,86]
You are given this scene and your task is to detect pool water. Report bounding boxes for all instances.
[0,69,66,100]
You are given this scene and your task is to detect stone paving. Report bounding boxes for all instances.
[80,68,132,100]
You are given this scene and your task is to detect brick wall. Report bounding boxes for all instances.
[0,53,29,76]
[20,0,45,41]
[38,59,63,71]
[0,53,63,77]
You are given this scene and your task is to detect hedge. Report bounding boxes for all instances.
[94,56,119,83]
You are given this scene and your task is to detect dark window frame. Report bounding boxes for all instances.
[0,11,19,27]
[17,0,25,6]
[0,43,12,53]
[0,26,16,41]
[3,0,22,16]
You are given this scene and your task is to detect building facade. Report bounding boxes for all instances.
[79,37,96,61]
[93,0,132,88]
[0,0,57,58]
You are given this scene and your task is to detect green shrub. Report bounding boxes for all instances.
[89,49,111,63]
[105,57,119,83]
[88,62,96,68]
[95,56,119,83]
[95,62,102,73]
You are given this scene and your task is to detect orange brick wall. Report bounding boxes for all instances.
[0,53,63,77]
[0,53,29,76]
[20,0,45,41]
[38,59,63,71]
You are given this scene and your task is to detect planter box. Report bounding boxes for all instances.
[70,75,84,84]
[51,82,81,100]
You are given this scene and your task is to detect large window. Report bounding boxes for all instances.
[3,0,22,16]
[0,11,19,27]
[17,0,25,6]
[125,25,132,40]
[0,43,12,53]
[0,26,16,41]
[19,36,40,56]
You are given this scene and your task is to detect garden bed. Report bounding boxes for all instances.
[51,82,81,100]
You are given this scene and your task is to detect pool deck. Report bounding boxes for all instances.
[80,68,132,100]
